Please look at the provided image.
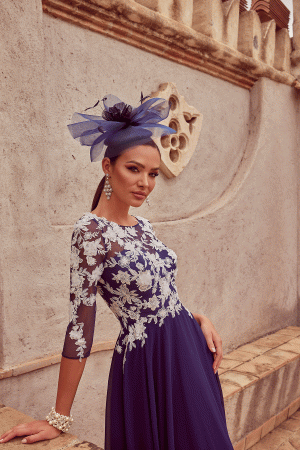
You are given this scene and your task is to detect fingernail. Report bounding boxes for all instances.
[0,439,3,443]
[22,439,27,444]
[211,347,216,352]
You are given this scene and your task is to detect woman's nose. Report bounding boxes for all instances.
[137,173,149,187]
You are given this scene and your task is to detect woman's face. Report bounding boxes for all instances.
[107,145,161,207]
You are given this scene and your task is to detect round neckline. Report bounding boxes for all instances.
[89,212,139,228]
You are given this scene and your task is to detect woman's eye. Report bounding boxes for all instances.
[150,172,159,178]
[128,166,139,172]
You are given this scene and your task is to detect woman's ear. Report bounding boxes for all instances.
[102,157,111,174]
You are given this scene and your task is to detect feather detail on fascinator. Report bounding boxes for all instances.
[68,94,176,161]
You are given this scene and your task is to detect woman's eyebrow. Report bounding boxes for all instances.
[126,160,160,171]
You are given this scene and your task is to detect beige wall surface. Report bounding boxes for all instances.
[1,0,300,447]
[1,351,111,446]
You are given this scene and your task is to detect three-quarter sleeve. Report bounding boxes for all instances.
[62,218,106,360]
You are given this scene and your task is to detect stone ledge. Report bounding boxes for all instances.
[41,0,300,90]
[222,326,300,445]
[0,341,116,380]
[220,326,300,396]
[0,406,103,450]
[2,326,299,381]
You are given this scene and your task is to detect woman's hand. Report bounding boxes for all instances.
[192,313,223,374]
[0,420,61,444]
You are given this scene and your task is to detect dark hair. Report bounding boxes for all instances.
[91,140,160,211]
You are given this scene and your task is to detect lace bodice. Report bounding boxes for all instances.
[62,213,190,365]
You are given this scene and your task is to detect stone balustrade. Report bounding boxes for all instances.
[42,0,300,89]
[135,0,194,27]
[138,0,292,74]
[291,0,300,78]
[135,0,300,81]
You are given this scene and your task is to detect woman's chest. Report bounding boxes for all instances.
[100,234,178,293]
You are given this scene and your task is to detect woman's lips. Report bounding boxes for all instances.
[132,192,146,200]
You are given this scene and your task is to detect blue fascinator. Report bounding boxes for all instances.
[68,94,176,161]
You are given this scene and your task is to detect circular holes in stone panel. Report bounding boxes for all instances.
[169,149,180,163]
[171,136,179,148]
[161,135,171,148]
[169,95,179,111]
[169,119,179,133]
[178,134,187,151]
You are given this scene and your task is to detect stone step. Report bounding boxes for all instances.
[221,326,300,447]
[233,399,300,449]
[248,407,300,450]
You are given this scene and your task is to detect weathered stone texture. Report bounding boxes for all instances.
[222,0,240,50]
[1,0,300,448]
[276,28,292,72]
[238,10,263,60]
[193,0,224,41]
[260,20,276,66]
[291,1,300,79]
[0,0,52,368]
[135,0,193,27]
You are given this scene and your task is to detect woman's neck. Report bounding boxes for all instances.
[92,193,136,226]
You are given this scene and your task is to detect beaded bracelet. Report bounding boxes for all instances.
[46,407,73,432]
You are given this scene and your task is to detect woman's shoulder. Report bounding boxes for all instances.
[73,212,107,235]
[136,216,155,233]
[136,215,150,225]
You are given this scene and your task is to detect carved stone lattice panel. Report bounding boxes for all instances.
[150,83,203,178]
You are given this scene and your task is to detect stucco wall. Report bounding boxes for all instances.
[1,0,300,447]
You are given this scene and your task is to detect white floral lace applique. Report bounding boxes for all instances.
[63,213,191,367]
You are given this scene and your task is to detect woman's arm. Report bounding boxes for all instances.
[55,356,87,416]
[1,219,105,445]
[0,357,86,444]
[192,312,223,374]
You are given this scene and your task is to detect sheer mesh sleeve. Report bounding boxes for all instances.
[62,217,106,360]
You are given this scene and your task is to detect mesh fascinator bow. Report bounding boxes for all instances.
[68,94,176,161]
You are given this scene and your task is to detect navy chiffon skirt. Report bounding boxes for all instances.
[105,308,234,450]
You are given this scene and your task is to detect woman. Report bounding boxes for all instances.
[0,94,234,449]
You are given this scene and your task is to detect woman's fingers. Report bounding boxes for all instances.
[195,314,224,375]
[0,431,14,443]
[202,330,221,373]
[0,423,30,443]
[200,322,216,352]
[206,336,216,353]
[0,431,24,443]
[23,430,50,444]
[212,335,223,374]
[203,326,223,373]
[0,421,61,444]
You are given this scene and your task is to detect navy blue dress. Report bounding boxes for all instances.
[62,213,234,450]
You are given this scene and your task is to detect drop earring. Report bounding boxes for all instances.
[104,174,113,200]
[146,196,150,206]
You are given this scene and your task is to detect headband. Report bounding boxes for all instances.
[68,94,176,161]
